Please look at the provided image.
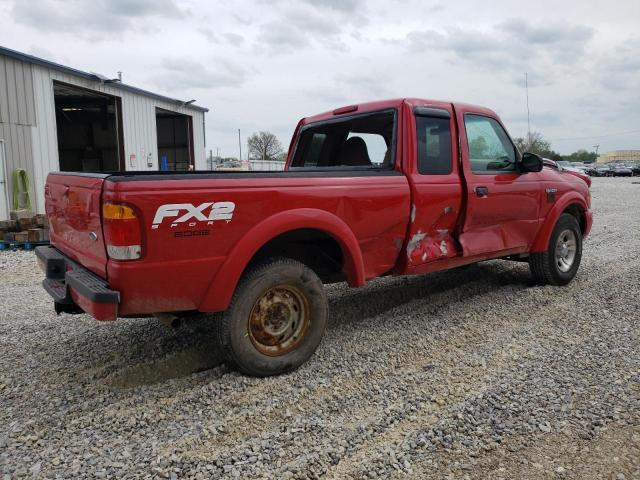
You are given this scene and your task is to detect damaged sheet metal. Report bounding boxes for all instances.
[406,231,427,259]
[407,229,457,265]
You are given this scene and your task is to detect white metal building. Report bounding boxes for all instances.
[0,45,208,220]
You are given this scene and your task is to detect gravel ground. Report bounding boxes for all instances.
[1,177,639,479]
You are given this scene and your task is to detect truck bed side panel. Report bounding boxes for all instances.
[103,172,410,315]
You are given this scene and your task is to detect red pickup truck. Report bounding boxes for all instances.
[36,98,592,376]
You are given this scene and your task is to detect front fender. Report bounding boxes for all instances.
[530,192,589,252]
[198,208,365,312]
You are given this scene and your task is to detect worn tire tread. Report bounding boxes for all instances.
[529,250,555,285]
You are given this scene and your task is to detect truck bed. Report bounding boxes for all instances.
[45,168,411,316]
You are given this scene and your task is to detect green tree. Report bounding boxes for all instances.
[564,149,598,163]
[513,132,551,156]
[513,131,563,160]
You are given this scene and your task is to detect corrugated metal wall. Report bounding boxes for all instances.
[30,64,206,212]
[0,56,37,214]
[1,53,206,214]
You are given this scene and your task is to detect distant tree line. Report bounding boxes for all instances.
[513,132,598,163]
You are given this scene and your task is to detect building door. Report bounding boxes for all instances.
[53,81,123,172]
[0,140,8,221]
[156,108,194,171]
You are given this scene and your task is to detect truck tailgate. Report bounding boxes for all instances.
[45,173,109,278]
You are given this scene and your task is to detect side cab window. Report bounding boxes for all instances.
[464,114,517,173]
[415,109,453,175]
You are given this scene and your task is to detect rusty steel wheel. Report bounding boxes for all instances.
[215,257,328,377]
[248,285,310,356]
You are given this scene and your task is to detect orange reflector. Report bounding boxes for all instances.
[103,203,137,220]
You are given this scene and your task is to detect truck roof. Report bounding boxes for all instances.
[301,98,499,126]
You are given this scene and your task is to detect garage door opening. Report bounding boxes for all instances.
[156,108,194,171]
[53,82,123,172]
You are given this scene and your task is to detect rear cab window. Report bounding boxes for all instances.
[290,110,396,170]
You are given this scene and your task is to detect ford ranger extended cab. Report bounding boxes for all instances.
[36,98,593,376]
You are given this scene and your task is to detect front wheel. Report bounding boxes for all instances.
[215,257,328,377]
[529,213,582,285]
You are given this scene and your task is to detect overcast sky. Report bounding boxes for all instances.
[1,0,639,156]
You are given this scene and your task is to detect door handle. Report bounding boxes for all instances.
[475,186,489,197]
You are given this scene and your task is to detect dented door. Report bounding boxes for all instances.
[398,102,463,272]
[456,110,541,256]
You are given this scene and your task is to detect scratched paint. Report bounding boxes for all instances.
[406,231,427,259]
[407,228,457,265]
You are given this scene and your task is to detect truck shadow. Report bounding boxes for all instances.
[91,261,532,388]
[327,261,531,327]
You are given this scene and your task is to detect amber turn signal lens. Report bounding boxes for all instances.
[103,203,137,220]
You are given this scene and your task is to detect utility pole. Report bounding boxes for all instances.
[238,129,242,161]
[593,145,600,156]
[525,72,531,146]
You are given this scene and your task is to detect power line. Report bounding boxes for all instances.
[549,129,640,142]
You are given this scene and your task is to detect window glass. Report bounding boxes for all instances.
[464,115,516,172]
[346,132,388,166]
[416,116,452,175]
[303,133,326,167]
[291,110,395,169]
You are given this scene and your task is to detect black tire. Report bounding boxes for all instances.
[529,213,582,285]
[215,257,328,377]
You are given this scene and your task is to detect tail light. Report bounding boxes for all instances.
[102,202,142,260]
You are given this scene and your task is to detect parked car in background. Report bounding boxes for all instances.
[573,164,588,172]
[557,161,589,175]
[582,164,597,176]
[593,165,612,177]
[611,164,633,177]
[630,163,640,176]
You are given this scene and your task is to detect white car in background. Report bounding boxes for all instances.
[556,161,588,174]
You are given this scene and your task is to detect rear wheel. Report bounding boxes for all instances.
[529,213,582,285]
[215,257,328,377]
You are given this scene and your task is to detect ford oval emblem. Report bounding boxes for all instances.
[89,231,98,242]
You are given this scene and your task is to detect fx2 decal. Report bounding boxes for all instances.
[152,202,236,229]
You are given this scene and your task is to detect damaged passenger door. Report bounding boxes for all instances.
[400,103,462,270]
[456,111,541,257]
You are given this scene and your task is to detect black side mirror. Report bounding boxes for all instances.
[520,152,543,173]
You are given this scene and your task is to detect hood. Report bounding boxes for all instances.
[562,168,591,187]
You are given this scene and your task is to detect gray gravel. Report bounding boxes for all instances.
[1,177,639,479]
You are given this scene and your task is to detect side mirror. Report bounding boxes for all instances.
[520,152,543,173]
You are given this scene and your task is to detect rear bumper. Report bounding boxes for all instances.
[35,246,120,321]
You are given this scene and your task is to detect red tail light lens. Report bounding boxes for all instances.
[102,203,142,260]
